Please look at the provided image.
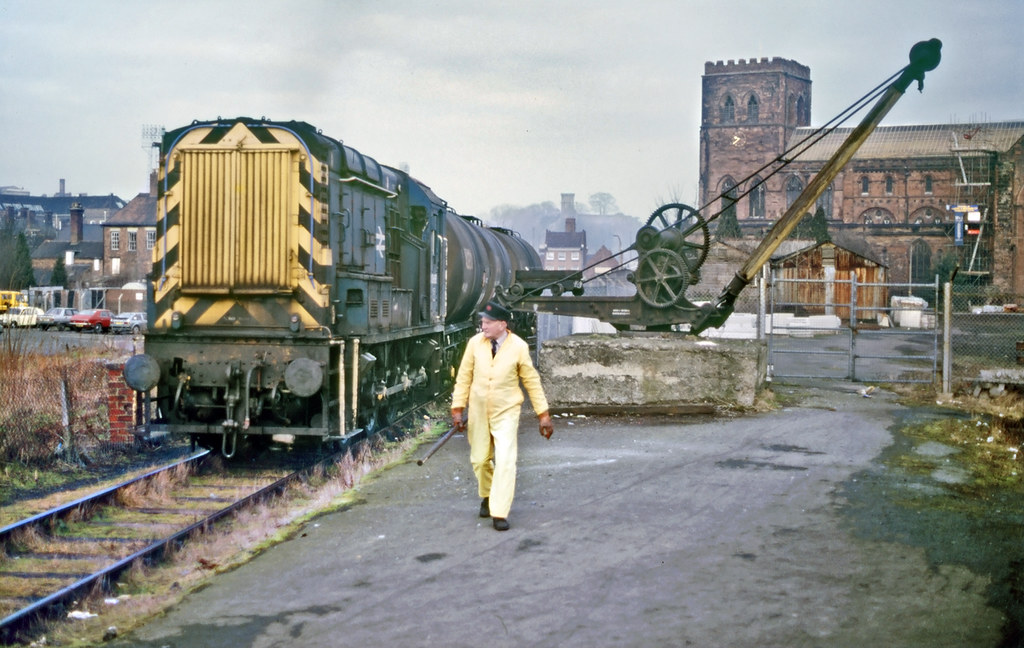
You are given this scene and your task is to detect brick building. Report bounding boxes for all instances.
[101,191,157,283]
[699,56,1024,293]
[540,193,588,271]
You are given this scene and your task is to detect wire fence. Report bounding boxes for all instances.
[0,350,131,468]
[948,288,1024,384]
[758,275,1023,387]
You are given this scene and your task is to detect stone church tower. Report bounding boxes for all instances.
[697,54,1024,292]
[699,57,812,222]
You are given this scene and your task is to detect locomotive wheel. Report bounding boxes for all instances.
[646,203,710,269]
[634,248,692,308]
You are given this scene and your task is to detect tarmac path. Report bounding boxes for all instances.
[112,382,1005,648]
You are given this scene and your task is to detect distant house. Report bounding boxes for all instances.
[102,191,157,283]
[584,245,615,279]
[540,194,588,272]
[1,180,125,236]
[31,203,105,288]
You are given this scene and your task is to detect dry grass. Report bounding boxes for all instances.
[115,460,195,509]
[0,332,124,468]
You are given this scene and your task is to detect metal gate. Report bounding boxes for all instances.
[767,274,939,384]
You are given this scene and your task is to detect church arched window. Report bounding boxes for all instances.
[720,95,735,123]
[786,176,803,208]
[748,177,766,220]
[746,95,759,123]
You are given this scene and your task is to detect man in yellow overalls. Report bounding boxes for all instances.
[451,301,554,531]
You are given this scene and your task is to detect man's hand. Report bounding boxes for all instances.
[451,407,466,433]
[538,411,554,439]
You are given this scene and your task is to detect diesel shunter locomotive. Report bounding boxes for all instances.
[123,118,539,455]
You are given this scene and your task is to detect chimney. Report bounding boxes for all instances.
[560,193,575,215]
[59,178,66,197]
[70,202,84,245]
[565,217,576,233]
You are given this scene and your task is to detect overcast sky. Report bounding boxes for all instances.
[1,0,1021,220]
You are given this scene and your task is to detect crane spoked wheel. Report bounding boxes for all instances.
[634,248,693,308]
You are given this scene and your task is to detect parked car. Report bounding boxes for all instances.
[1,306,45,328]
[37,307,79,331]
[69,309,114,333]
[111,311,147,335]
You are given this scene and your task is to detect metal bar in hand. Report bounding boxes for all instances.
[417,425,458,466]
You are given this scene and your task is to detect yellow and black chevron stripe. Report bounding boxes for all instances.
[153,121,332,332]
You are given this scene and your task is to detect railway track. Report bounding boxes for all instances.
[0,398,443,644]
[0,446,339,643]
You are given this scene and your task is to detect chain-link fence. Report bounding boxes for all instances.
[949,286,1024,385]
[0,350,125,466]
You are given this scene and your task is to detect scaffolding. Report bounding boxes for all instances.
[948,123,995,281]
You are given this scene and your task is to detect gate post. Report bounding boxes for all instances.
[942,281,952,394]
[849,275,858,380]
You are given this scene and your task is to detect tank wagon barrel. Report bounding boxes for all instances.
[123,118,540,455]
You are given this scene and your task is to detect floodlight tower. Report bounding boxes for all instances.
[141,124,165,171]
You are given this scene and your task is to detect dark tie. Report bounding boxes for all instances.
[491,339,498,357]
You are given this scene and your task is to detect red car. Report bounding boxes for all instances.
[70,308,114,333]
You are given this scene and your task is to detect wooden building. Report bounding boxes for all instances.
[770,241,888,321]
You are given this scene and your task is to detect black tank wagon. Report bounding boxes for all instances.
[124,118,539,455]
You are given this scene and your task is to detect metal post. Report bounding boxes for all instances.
[942,281,952,394]
[757,266,767,340]
[849,275,858,380]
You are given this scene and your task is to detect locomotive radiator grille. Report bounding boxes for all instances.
[179,149,294,292]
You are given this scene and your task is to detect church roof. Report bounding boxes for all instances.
[788,121,1024,162]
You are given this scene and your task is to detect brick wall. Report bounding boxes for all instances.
[105,362,137,444]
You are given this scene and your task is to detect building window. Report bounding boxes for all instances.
[720,95,735,123]
[816,184,834,218]
[146,230,156,250]
[558,252,566,261]
[571,251,580,260]
[110,230,120,251]
[860,176,869,195]
[111,257,120,275]
[885,175,893,194]
[749,179,765,219]
[924,175,933,194]
[546,252,554,260]
[127,231,137,252]
[746,95,759,123]
[785,176,803,208]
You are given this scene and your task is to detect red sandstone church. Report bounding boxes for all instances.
[698,56,1024,293]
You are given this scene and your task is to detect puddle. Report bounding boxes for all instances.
[839,405,1024,645]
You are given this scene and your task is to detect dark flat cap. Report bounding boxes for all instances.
[480,300,512,322]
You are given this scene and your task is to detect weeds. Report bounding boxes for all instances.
[0,334,123,470]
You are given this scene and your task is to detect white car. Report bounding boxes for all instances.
[37,307,79,331]
[1,306,45,328]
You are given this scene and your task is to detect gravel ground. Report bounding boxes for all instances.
[106,380,1021,648]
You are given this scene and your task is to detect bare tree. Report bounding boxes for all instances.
[588,193,618,215]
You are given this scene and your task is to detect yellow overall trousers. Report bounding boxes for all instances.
[451,331,548,519]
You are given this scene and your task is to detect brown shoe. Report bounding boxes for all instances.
[479,498,490,518]
[492,517,510,531]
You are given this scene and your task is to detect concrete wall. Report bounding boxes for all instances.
[538,333,767,410]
